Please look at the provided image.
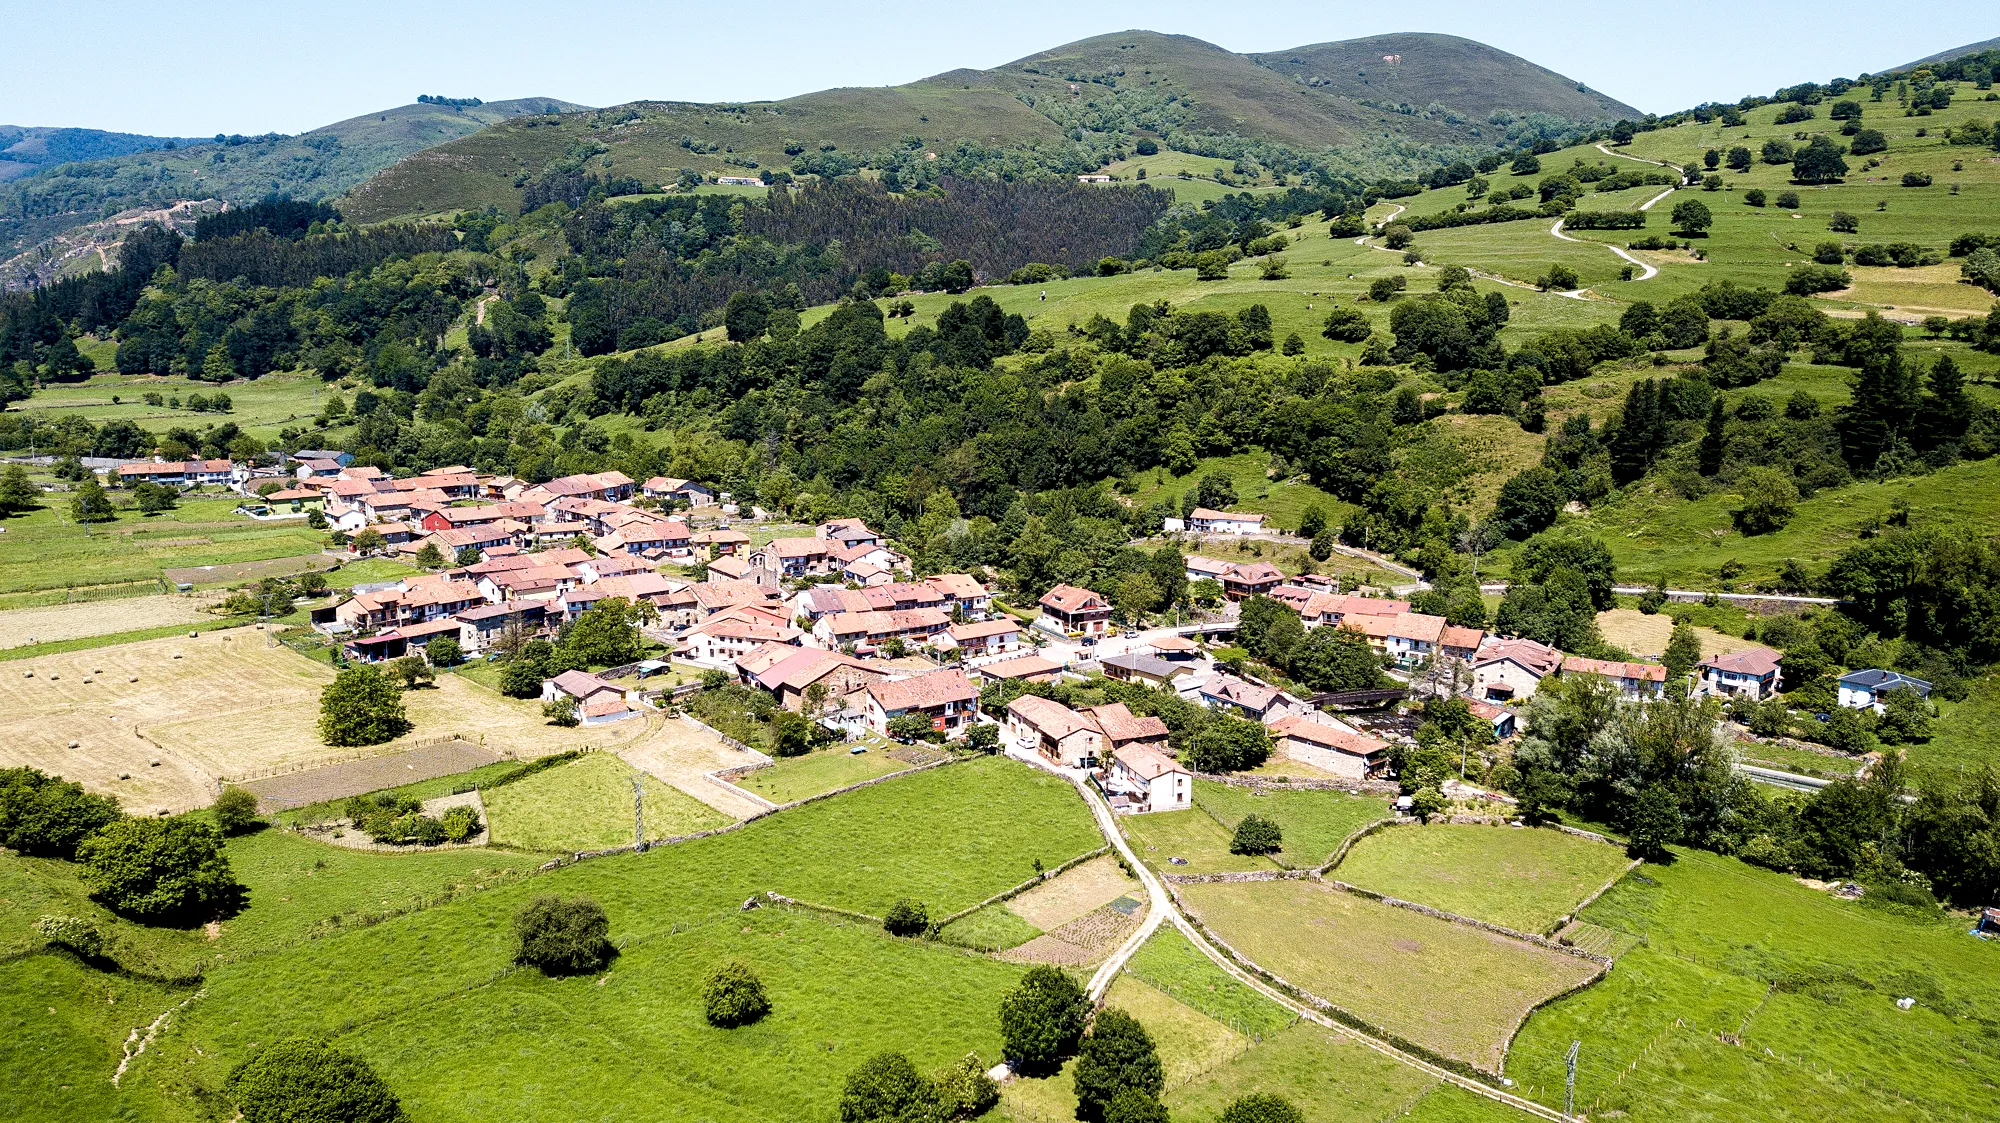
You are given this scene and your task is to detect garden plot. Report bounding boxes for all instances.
[1006,854,1139,930]
[0,633,623,814]
[243,739,500,810]
[1331,823,1635,934]
[1181,878,1601,1072]
[1003,894,1143,967]
[0,593,221,649]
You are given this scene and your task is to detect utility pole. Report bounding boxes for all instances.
[1564,1040,1580,1118]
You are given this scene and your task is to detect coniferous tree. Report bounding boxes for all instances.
[1697,396,1727,476]
[1912,354,1970,453]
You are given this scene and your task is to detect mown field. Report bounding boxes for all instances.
[1502,848,2000,1123]
[1330,822,1634,934]
[2,755,1105,1122]
[735,744,909,804]
[12,370,328,442]
[482,750,732,852]
[1180,878,1602,1072]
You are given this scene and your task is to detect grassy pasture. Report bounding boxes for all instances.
[0,757,1100,1121]
[0,497,324,595]
[1329,823,1634,934]
[1503,848,2000,1123]
[99,757,1100,1121]
[1180,878,1601,1071]
[1189,781,1390,869]
[15,370,329,441]
[482,750,731,852]
[1120,807,1277,874]
[734,744,907,803]
[1165,1021,1442,1123]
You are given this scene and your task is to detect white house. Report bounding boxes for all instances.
[1268,715,1389,780]
[1105,744,1190,813]
[1186,507,1265,535]
[1837,669,1932,714]
[1697,647,1784,700]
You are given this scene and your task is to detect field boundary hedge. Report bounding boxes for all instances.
[1319,878,1615,967]
[1544,858,1643,938]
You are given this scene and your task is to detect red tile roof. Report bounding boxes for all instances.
[868,669,976,712]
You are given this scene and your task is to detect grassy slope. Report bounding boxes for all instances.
[1189,781,1390,869]
[1328,822,1634,933]
[1248,32,1640,121]
[12,370,326,442]
[736,746,907,804]
[1504,847,2000,1122]
[81,757,1101,1121]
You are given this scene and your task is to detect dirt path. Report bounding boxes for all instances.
[1355,203,1408,251]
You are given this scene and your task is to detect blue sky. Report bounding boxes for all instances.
[6,1,1994,136]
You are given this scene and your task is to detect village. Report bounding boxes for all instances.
[91,449,1920,823]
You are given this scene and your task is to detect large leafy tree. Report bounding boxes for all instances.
[0,767,121,857]
[317,665,410,747]
[1073,1007,1165,1123]
[998,964,1089,1074]
[76,816,240,922]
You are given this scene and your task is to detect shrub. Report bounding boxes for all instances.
[1670,198,1713,235]
[999,964,1090,1073]
[1104,1089,1171,1123]
[499,660,543,698]
[1744,188,1767,207]
[932,1054,1000,1119]
[225,1037,405,1123]
[883,898,930,937]
[424,636,462,668]
[211,786,262,835]
[1776,191,1801,210]
[438,805,481,842]
[1785,265,1850,295]
[513,895,614,975]
[0,767,122,858]
[1229,813,1283,855]
[1828,211,1859,233]
[703,960,771,1027]
[76,816,240,922]
[542,697,580,727]
[1383,224,1413,249]
[1220,1093,1308,1123]
[1321,305,1373,341]
[1813,241,1846,265]
[1849,128,1888,155]
[1902,171,1933,187]
[1135,138,1159,155]
[34,914,104,958]
[1538,264,1580,291]
[1366,275,1406,302]
[1073,1008,1164,1123]
[839,1052,933,1123]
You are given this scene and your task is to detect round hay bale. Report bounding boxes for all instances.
[67,740,79,749]
[22,670,31,678]
[81,678,92,684]
[172,652,183,659]
[48,673,58,680]
[188,631,198,638]
[118,772,130,780]
[129,676,138,683]
[149,759,161,767]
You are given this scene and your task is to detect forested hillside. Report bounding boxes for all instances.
[342,30,1626,223]
[0,125,203,183]
[0,96,583,265]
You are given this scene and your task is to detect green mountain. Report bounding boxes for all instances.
[343,29,1635,222]
[1891,35,2000,71]
[1248,32,1640,122]
[0,97,585,262]
[0,126,206,183]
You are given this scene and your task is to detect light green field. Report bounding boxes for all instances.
[482,751,732,852]
[1921,673,2000,775]
[4,755,1105,1121]
[16,370,330,441]
[1190,781,1391,870]
[0,497,326,594]
[1504,848,2000,1123]
[1330,823,1634,933]
[736,746,908,804]
[1181,878,1602,1071]
[1120,807,1278,874]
